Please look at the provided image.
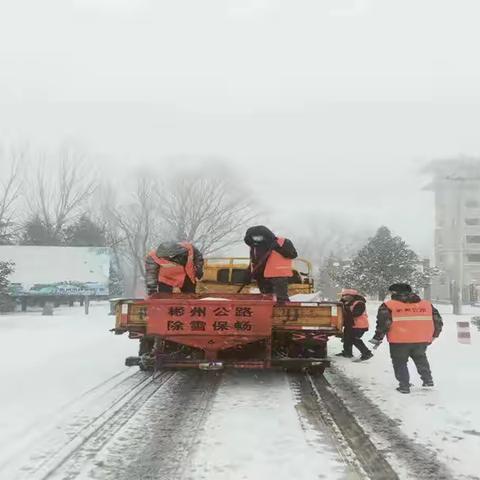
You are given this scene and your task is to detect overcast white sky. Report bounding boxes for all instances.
[2,0,480,256]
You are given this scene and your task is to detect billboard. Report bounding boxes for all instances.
[0,246,110,296]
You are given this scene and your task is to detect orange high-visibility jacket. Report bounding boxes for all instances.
[263,237,294,278]
[148,242,196,288]
[351,300,369,329]
[385,299,434,343]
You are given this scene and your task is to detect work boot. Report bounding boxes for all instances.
[335,352,353,358]
[354,351,373,362]
[422,380,434,387]
[396,384,411,394]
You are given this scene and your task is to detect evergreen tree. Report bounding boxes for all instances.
[21,215,62,246]
[347,226,426,300]
[64,214,106,247]
[0,261,15,313]
[318,254,353,300]
[108,259,124,297]
[0,220,15,245]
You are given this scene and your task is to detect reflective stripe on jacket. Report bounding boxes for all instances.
[263,237,293,278]
[385,299,434,343]
[351,300,369,329]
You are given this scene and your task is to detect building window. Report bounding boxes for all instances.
[466,235,480,244]
[467,254,480,263]
[465,199,480,208]
[465,218,480,226]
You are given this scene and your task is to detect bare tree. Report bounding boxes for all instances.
[101,162,258,295]
[104,174,163,295]
[157,172,257,254]
[0,148,24,244]
[24,146,97,241]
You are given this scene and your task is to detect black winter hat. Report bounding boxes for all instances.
[244,225,276,246]
[388,283,412,294]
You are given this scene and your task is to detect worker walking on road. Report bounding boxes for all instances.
[369,283,443,394]
[244,225,297,304]
[336,288,373,361]
[145,241,204,295]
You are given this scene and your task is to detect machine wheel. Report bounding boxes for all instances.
[138,353,155,371]
[139,336,155,356]
[306,364,326,375]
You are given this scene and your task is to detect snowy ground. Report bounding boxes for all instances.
[0,302,137,473]
[329,303,480,480]
[0,300,478,479]
[183,371,357,480]
[0,303,363,480]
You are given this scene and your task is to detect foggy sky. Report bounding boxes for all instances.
[2,0,480,257]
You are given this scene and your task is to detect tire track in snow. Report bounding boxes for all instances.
[86,370,222,480]
[0,369,147,477]
[36,370,177,480]
[290,372,371,480]
[319,367,455,480]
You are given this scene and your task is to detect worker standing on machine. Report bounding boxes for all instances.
[244,225,297,304]
[145,241,204,294]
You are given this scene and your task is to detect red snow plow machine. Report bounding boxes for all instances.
[113,292,343,373]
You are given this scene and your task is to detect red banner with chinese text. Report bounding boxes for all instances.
[147,298,274,337]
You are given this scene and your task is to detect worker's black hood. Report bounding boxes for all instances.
[244,225,276,247]
[155,242,186,261]
[353,294,367,303]
[342,294,366,305]
[391,292,422,303]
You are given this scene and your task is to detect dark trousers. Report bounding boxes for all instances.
[343,328,371,356]
[257,277,289,303]
[389,343,433,387]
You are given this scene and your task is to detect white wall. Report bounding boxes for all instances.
[0,246,110,289]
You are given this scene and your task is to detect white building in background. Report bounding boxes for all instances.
[425,158,480,303]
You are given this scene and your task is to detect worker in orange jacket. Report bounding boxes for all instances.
[244,225,297,303]
[336,288,373,361]
[145,241,204,295]
[369,283,443,394]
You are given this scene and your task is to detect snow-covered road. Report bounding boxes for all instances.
[0,304,367,480]
[0,301,477,480]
